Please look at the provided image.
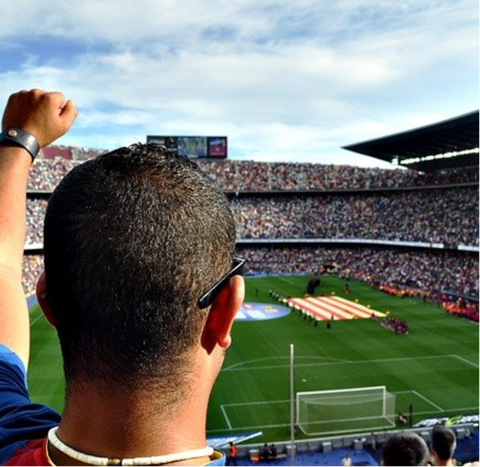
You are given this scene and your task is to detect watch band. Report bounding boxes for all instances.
[0,128,40,161]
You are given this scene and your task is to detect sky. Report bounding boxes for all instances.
[0,0,478,167]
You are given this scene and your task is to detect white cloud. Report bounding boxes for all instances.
[0,0,477,166]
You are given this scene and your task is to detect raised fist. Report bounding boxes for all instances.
[2,89,77,148]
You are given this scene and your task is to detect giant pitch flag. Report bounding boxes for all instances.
[285,296,385,321]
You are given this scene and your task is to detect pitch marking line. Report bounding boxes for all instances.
[224,399,289,408]
[30,313,44,326]
[223,356,351,372]
[412,390,444,412]
[207,406,480,433]
[222,354,464,373]
[452,354,480,369]
[393,390,443,412]
[220,405,233,430]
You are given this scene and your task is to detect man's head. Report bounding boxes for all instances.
[382,432,429,466]
[431,425,456,465]
[39,144,243,399]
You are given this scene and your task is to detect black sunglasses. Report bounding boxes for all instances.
[198,257,245,309]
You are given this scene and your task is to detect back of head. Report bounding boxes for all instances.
[44,144,236,395]
[383,432,429,466]
[431,425,456,462]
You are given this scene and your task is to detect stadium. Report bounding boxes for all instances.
[23,113,479,465]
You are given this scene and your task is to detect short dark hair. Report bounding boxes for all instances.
[431,425,456,461]
[44,144,236,393]
[383,432,429,466]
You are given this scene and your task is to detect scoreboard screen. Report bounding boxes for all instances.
[146,135,228,159]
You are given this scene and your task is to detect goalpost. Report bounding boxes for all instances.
[296,386,396,436]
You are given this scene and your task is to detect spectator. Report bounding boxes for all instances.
[227,442,238,466]
[431,426,457,466]
[382,432,429,466]
[269,443,277,460]
[342,454,352,466]
[259,443,270,461]
[1,90,244,466]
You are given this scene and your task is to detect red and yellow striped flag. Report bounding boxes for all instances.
[285,296,385,321]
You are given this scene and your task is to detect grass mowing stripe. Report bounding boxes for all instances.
[208,275,478,440]
[26,275,478,441]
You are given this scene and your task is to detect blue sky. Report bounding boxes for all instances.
[1,0,478,166]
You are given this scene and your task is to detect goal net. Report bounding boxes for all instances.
[296,386,396,436]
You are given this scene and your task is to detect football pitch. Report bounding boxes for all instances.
[27,275,479,442]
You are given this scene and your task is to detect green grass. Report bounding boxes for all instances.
[27,275,479,442]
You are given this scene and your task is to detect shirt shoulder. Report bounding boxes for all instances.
[0,345,60,465]
[3,439,50,466]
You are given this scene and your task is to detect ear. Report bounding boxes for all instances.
[201,275,244,354]
[36,271,56,328]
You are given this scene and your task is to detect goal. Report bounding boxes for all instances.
[296,386,396,436]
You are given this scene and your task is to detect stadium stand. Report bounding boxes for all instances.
[27,155,479,192]
[236,246,478,297]
[231,188,478,246]
[26,187,479,246]
[23,161,479,300]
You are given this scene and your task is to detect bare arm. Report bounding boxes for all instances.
[0,90,77,369]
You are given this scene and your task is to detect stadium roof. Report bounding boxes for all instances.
[343,111,479,172]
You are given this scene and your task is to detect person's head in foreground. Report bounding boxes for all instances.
[382,432,429,466]
[431,425,457,466]
[38,144,245,462]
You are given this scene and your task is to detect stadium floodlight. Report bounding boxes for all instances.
[296,386,396,436]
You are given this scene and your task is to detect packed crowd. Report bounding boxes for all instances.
[231,187,479,246]
[25,186,479,248]
[197,160,479,191]
[27,149,478,192]
[23,255,44,297]
[28,158,80,191]
[23,247,478,299]
[26,199,48,245]
[236,246,479,297]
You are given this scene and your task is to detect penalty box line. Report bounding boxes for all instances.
[218,356,476,431]
[220,399,290,432]
[213,404,480,435]
[393,390,444,412]
[452,354,480,369]
[219,390,445,431]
